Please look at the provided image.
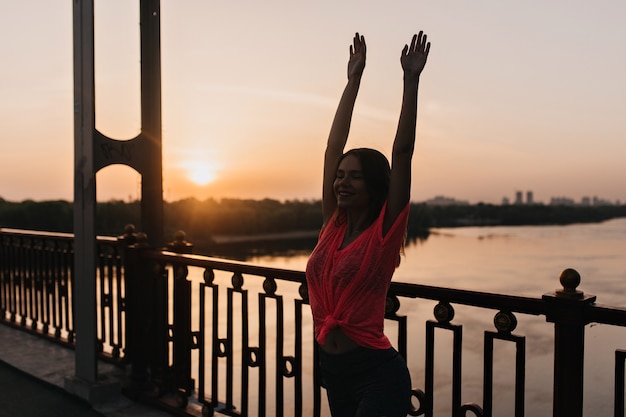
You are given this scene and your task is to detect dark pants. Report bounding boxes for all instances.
[318,346,412,417]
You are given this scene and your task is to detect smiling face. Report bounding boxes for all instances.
[334,148,391,225]
[333,154,370,211]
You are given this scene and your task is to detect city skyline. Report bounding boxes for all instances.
[1,1,625,205]
[421,191,623,207]
[2,188,621,208]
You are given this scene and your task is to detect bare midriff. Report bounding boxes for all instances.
[319,326,359,354]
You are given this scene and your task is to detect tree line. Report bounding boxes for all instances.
[1,197,625,245]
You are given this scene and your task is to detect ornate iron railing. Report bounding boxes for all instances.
[2,227,626,416]
[0,228,126,364]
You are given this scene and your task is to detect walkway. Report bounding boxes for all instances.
[0,324,170,417]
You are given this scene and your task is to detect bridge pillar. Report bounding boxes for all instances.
[69,0,164,403]
[70,0,98,389]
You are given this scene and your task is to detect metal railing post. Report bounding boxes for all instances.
[121,230,153,397]
[167,231,194,401]
[543,268,596,417]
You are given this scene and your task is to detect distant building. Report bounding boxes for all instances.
[511,190,535,205]
[502,197,510,205]
[550,195,616,206]
[593,196,613,206]
[550,197,575,206]
[423,196,470,206]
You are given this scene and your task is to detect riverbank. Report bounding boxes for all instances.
[211,230,319,244]
[2,198,625,245]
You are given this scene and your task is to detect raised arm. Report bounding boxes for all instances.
[384,31,430,234]
[322,33,367,225]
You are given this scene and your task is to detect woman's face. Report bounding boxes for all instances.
[333,154,370,211]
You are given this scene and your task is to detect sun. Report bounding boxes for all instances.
[185,159,220,186]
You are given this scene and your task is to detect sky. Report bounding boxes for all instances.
[1,1,625,205]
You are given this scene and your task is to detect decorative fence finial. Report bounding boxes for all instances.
[556,268,584,299]
[167,230,193,254]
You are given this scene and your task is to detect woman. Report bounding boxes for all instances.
[305,31,430,417]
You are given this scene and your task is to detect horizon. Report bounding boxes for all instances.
[1,1,625,205]
[1,192,622,207]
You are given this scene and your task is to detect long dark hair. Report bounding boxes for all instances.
[337,148,391,225]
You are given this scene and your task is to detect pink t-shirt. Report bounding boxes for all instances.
[305,202,409,349]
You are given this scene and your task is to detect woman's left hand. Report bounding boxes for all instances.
[401,31,430,79]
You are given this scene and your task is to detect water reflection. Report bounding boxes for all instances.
[202,230,430,262]
[205,237,318,261]
[203,218,626,305]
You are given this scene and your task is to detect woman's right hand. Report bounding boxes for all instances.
[323,32,366,223]
[347,32,366,80]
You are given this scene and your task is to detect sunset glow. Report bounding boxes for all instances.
[184,160,220,186]
[0,1,625,204]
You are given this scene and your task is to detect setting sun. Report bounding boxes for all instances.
[184,159,221,186]
[1,1,624,205]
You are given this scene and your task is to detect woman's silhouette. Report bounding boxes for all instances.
[305,31,430,416]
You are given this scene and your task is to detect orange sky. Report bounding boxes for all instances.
[1,1,625,204]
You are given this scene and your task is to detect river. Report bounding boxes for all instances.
[215,217,626,416]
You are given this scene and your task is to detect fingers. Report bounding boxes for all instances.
[418,32,428,54]
[407,31,430,55]
[351,31,429,61]
[409,34,417,53]
[352,32,366,54]
[352,31,430,55]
